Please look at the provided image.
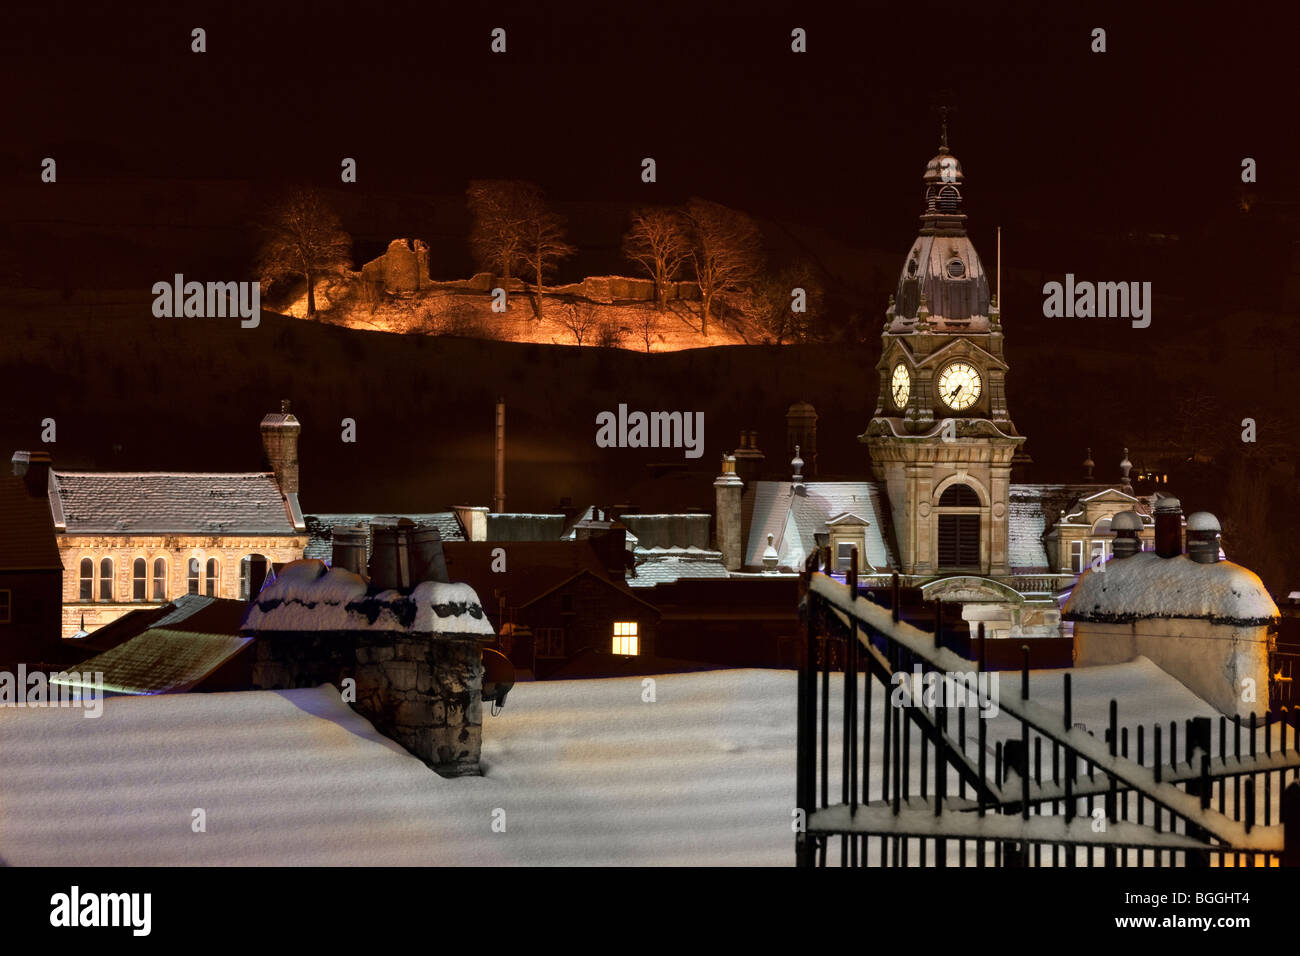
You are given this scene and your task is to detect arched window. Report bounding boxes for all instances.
[132,558,147,602]
[79,558,94,601]
[937,483,981,569]
[188,558,201,595]
[98,558,114,602]
[205,558,220,598]
[1090,516,1114,565]
[152,558,167,600]
[937,185,960,213]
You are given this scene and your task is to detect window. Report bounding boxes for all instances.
[98,558,114,602]
[947,258,966,278]
[240,556,254,600]
[132,558,147,601]
[79,558,94,601]
[205,558,220,597]
[1089,539,1110,567]
[534,627,565,659]
[937,185,960,213]
[0,589,11,624]
[612,621,639,656]
[152,558,167,600]
[1070,540,1084,573]
[836,542,856,572]
[188,558,200,595]
[936,483,981,569]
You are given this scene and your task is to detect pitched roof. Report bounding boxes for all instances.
[51,629,253,695]
[630,547,730,588]
[745,481,898,571]
[72,594,251,653]
[304,513,465,560]
[0,477,61,570]
[52,472,300,535]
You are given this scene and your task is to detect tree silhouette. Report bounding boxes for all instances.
[257,187,351,318]
[684,198,762,336]
[623,207,692,312]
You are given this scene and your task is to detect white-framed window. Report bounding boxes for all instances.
[836,542,856,572]
[612,621,639,656]
[1069,540,1084,573]
[1090,539,1110,567]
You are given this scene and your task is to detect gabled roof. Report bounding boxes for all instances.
[745,481,897,572]
[0,477,61,571]
[52,472,301,535]
[72,594,251,653]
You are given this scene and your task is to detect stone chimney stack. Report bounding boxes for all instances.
[714,455,743,571]
[11,450,51,498]
[1186,512,1222,564]
[1154,496,1183,558]
[1110,510,1143,559]
[261,399,301,496]
[732,429,765,485]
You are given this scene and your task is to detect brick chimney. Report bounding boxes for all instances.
[1154,496,1183,558]
[260,400,300,495]
[11,450,51,499]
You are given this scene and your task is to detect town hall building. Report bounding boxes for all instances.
[726,139,1165,640]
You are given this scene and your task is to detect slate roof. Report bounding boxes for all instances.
[304,513,465,560]
[52,472,300,535]
[0,477,61,570]
[51,629,252,695]
[71,595,251,654]
[630,547,730,588]
[1007,483,1138,573]
[745,481,898,571]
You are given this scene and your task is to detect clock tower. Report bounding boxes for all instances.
[860,140,1025,577]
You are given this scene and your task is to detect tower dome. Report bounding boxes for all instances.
[888,141,990,332]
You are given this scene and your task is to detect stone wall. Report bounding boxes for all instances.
[361,239,430,295]
[251,627,486,776]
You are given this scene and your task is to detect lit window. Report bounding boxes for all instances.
[612,621,639,656]
[0,589,11,624]
[153,558,167,600]
[99,558,114,602]
[836,542,855,572]
[132,558,147,601]
[79,558,94,601]
[205,558,220,597]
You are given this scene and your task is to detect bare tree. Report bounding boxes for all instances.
[623,207,692,312]
[519,187,576,320]
[466,180,532,311]
[257,187,351,318]
[753,260,826,343]
[635,308,659,352]
[684,198,762,336]
[557,300,599,346]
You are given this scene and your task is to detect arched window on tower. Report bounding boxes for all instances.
[936,483,981,569]
[937,185,960,213]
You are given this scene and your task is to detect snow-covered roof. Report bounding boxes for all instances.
[630,547,729,588]
[304,513,465,560]
[242,559,494,635]
[745,481,897,571]
[1062,553,1280,626]
[51,629,252,695]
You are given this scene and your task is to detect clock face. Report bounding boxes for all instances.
[890,363,910,409]
[937,362,982,410]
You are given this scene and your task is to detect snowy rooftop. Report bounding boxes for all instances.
[1062,553,1279,626]
[242,559,495,636]
[0,661,1219,865]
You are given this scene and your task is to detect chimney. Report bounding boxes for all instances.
[331,524,369,578]
[1082,447,1094,481]
[1154,496,1183,558]
[12,450,51,498]
[714,455,743,571]
[260,400,301,496]
[369,520,417,590]
[786,402,818,478]
[1110,509,1143,559]
[1185,512,1222,564]
[494,399,506,514]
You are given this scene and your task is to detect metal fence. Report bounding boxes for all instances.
[796,548,1300,867]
